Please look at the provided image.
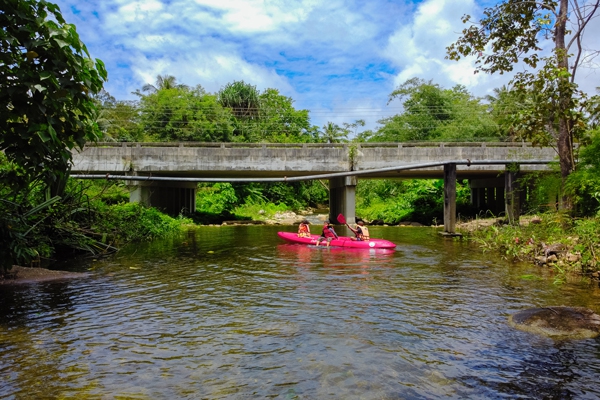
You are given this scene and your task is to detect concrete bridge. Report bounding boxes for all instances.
[72,142,557,233]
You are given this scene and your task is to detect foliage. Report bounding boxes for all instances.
[81,179,129,205]
[0,195,59,271]
[193,180,328,223]
[519,171,563,214]
[137,74,187,94]
[217,80,261,120]
[0,175,190,274]
[137,85,234,142]
[196,183,238,215]
[566,128,600,215]
[93,91,144,142]
[0,0,107,194]
[319,121,349,143]
[92,202,187,244]
[485,85,526,141]
[231,181,327,211]
[508,62,587,166]
[373,78,499,142]
[232,199,290,221]
[464,213,600,274]
[255,89,314,142]
[356,179,472,225]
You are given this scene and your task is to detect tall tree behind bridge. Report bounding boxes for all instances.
[373,78,499,142]
[217,81,316,142]
[136,83,234,142]
[446,0,600,205]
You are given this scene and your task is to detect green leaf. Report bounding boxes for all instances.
[54,39,69,48]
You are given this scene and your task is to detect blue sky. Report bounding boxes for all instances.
[53,0,599,130]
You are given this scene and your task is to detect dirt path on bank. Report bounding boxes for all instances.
[456,216,541,232]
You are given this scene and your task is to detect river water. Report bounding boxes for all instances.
[1,226,600,399]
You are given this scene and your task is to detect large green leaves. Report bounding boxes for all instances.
[0,0,108,192]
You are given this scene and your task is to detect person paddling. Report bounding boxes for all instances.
[316,220,338,247]
[347,220,370,241]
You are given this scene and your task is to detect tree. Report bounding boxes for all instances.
[446,0,600,203]
[93,91,143,142]
[134,74,187,95]
[485,85,524,141]
[217,80,260,119]
[319,121,349,143]
[374,78,498,142]
[217,80,262,141]
[256,89,314,143]
[343,119,366,140]
[136,83,234,142]
[0,0,107,193]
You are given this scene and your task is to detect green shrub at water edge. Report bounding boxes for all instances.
[232,200,290,220]
[93,202,192,244]
[463,213,600,274]
[356,179,472,225]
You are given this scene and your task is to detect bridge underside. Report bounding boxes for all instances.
[124,169,528,236]
[72,142,554,232]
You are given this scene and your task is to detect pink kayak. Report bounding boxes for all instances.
[277,231,397,249]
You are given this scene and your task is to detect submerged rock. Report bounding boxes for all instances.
[508,306,600,339]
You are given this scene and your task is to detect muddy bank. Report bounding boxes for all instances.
[1,266,89,285]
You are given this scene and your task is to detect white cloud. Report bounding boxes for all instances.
[383,0,497,96]
[51,0,600,132]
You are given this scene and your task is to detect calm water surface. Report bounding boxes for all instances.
[1,226,600,399]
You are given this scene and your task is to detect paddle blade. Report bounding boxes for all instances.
[337,214,346,224]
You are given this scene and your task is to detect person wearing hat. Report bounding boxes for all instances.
[297,219,311,238]
[347,219,370,241]
[316,220,338,247]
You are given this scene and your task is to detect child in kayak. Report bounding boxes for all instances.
[347,220,370,241]
[298,219,311,238]
[316,220,338,247]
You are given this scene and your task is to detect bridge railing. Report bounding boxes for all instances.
[82,141,537,149]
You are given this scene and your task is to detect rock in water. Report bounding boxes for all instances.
[509,306,600,339]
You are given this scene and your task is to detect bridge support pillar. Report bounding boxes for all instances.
[444,163,457,233]
[329,176,356,226]
[505,164,521,225]
[129,181,197,216]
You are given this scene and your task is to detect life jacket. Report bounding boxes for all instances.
[355,225,370,240]
[322,225,336,238]
[298,223,310,237]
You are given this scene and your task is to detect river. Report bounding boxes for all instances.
[1,226,600,399]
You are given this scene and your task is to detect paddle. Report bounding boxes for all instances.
[339,214,362,240]
[337,214,354,234]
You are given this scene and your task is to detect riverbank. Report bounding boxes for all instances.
[456,213,600,281]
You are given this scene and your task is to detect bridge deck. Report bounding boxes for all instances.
[72,142,556,180]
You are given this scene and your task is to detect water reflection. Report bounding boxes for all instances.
[1,226,599,399]
[277,243,395,268]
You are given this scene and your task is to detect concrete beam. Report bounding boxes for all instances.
[444,163,457,233]
[505,165,521,225]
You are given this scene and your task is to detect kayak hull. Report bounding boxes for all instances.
[277,231,396,249]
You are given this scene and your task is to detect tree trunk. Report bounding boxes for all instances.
[555,0,573,209]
